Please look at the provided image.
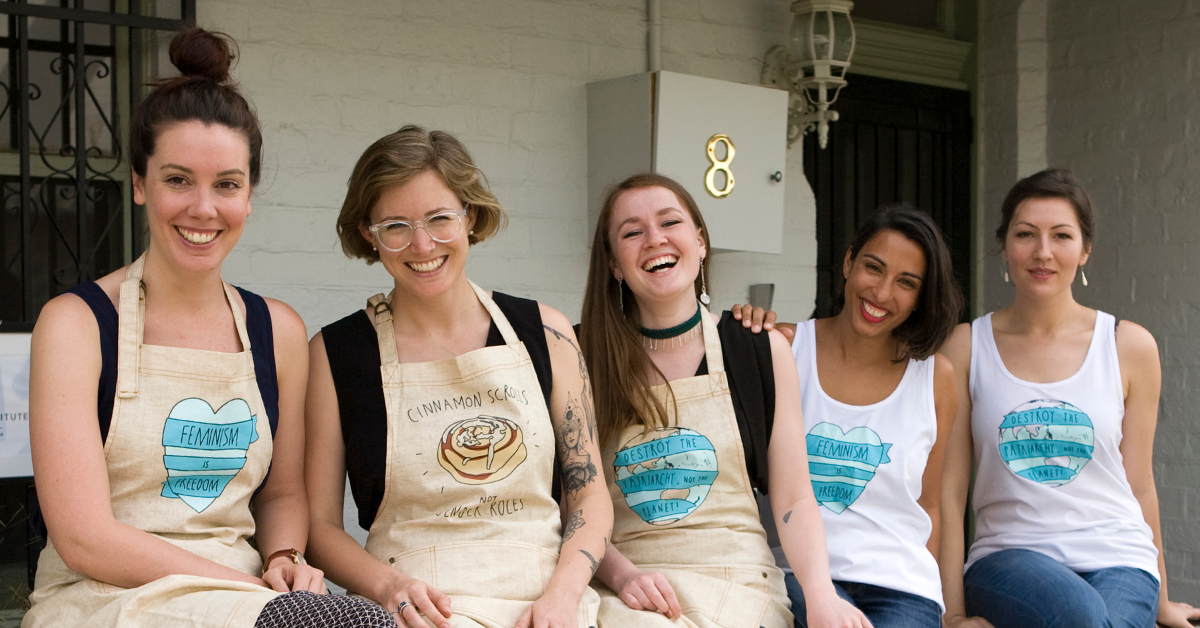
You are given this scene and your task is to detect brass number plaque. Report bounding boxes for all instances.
[704,134,736,198]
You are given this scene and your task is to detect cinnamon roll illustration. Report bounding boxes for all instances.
[438,415,527,484]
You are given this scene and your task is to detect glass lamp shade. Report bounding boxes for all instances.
[788,0,855,79]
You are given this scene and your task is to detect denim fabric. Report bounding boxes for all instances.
[785,573,942,628]
[964,548,1159,628]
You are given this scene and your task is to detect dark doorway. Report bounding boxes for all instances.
[804,73,972,319]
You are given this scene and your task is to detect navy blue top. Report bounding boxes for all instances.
[65,281,280,444]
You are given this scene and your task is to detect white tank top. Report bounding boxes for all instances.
[792,319,943,608]
[966,312,1159,578]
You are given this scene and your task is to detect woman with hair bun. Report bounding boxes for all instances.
[24,28,391,628]
[939,168,1200,628]
[305,125,609,628]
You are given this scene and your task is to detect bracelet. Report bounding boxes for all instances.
[262,548,306,575]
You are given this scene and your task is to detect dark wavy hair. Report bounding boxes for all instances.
[835,204,962,360]
[996,168,1096,248]
[131,27,262,186]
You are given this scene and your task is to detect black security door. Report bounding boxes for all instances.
[804,74,972,318]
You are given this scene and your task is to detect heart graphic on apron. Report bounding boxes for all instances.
[438,415,528,484]
[160,398,258,513]
[998,399,1094,487]
[612,427,718,525]
[806,422,892,514]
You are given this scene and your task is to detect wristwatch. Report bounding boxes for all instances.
[262,548,306,575]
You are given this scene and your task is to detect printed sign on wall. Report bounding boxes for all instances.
[0,334,32,478]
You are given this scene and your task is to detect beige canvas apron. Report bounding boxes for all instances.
[595,308,792,628]
[24,254,278,628]
[363,282,599,628]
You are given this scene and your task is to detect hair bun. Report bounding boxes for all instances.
[168,27,235,83]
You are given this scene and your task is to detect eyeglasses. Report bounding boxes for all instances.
[367,208,468,252]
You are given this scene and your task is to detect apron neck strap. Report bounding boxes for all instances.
[469,281,520,346]
[115,253,252,399]
[368,282,521,366]
[368,291,399,365]
[698,305,724,374]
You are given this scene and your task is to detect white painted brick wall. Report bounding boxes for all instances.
[196,0,817,337]
[981,0,1200,601]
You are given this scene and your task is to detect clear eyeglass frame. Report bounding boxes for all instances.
[367,208,468,252]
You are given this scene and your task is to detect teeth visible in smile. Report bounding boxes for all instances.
[176,226,217,245]
[642,255,678,272]
[407,257,446,273]
[863,301,888,318]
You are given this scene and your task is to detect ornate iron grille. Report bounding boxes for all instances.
[0,0,195,331]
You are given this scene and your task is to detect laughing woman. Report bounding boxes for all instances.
[25,28,390,628]
[782,205,960,628]
[579,173,869,628]
[305,125,610,628]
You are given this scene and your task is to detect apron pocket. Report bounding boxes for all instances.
[658,566,774,628]
[389,541,557,601]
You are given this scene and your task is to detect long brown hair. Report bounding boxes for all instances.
[579,173,711,446]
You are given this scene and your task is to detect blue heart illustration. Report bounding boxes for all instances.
[998,399,1093,487]
[161,398,258,513]
[806,422,892,514]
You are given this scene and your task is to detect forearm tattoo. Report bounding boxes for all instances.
[562,509,585,544]
[544,325,599,498]
[580,549,600,574]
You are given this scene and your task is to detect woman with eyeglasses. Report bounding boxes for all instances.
[578,173,869,628]
[24,27,391,628]
[939,169,1200,628]
[305,125,610,628]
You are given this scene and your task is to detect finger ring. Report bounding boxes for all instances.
[397,601,410,613]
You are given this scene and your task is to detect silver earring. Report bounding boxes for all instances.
[1081,268,1088,287]
[618,278,624,311]
[699,262,711,306]
[1003,265,1010,283]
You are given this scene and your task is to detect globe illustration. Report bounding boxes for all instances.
[998,399,1094,487]
[612,427,718,525]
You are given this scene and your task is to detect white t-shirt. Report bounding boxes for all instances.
[966,312,1158,578]
[791,319,944,608]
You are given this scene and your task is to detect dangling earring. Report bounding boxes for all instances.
[1081,268,1088,287]
[1003,264,1010,284]
[617,278,624,311]
[699,260,711,306]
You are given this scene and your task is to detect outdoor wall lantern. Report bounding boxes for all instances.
[762,0,855,149]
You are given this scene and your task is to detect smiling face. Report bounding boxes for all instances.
[360,169,475,300]
[133,120,252,274]
[607,186,706,311]
[1002,197,1090,298]
[841,229,927,338]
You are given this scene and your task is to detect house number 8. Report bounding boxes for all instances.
[705,134,736,198]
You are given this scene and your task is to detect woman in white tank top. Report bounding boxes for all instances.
[939,169,1200,628]
[774,205,961,627]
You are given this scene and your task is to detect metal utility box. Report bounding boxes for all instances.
[587,71,789,253]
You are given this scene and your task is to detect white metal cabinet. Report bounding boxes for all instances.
[586,71,789,254]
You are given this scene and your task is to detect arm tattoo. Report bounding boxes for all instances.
[544,324,599,498]
[562,509,585,544]
[782,510,792,524]
[580,549,600,574]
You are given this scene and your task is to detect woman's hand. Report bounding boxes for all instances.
[262,560,327,594]
[515,584,582,628]
[942,614,996,628]
[613,569,681,619]
[1157,599,1200,627]
[379,573,452,628]
[806,592,873,628]
[730,304,796,341]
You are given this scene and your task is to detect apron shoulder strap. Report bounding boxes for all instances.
[368,292,399,365]
[115,255,147,398]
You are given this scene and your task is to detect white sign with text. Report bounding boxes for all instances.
[0,333,32,478]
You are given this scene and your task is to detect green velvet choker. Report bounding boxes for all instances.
[639,302,702,339]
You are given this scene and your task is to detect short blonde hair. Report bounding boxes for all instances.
[337,125,507,263]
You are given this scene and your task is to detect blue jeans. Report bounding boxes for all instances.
[964,548,1159,628]
[785,573,942,628]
